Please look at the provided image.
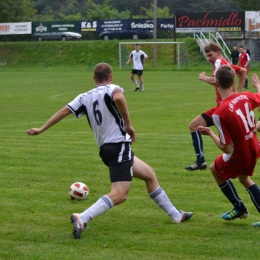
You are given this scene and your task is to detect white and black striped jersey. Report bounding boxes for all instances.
[130,50,148,70]
[67,84,131,148]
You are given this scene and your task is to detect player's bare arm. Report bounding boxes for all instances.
[198,72,216,85]
[252,74,260,118]
[27,106,72,135]
[236,68,247,93]
[143,57,149,65]
[198,126,232,154]
[125,58,132,65]
[244,58,249,67]
[113,89,136,142]
[253,73,260,130]
[252,74,260,91]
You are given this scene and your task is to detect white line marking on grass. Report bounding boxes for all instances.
[0,102,213,128]
[50,93,74,100]
[0,118,77,129]
[129,102,213,113]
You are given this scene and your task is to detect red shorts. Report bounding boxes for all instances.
[204,106,218,118]
[214,154,257,180]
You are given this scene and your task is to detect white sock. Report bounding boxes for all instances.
[79,195,114,224]
[150,186,181,220]
[132,79,139,88]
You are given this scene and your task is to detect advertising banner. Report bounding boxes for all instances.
[158,18,174,30]
[127,18,174,30]
[127,19,153,30]
[80,18,174,32]
[81,20,98,31]
[32,22,79,33]
[176,12,244,33]
[97,20,127,32]
[0,22,31,35]
[245,11,260,32]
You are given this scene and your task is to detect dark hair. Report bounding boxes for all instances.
[94,62,112,82]
[204,42,221,53]
[215,65,235,89]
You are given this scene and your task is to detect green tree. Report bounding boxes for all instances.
[172,0,240,13]
[86,0,130,20]
[189,0,240,12]
[58,13,83,21]
[232,0,260,10]
[133,4,172,18]
[0,0,36,22]
[30,0,245,23]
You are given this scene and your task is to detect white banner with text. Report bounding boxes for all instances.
[0,22,32,35]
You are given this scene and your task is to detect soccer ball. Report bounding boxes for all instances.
[69,182,89,200]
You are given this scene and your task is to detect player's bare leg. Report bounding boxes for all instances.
[131,74,140,91]
[138,75,144,91]
[71,181,132,239]
[133,156,193,223]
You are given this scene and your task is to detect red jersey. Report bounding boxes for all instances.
[213,92,260,179]
[239,51,250,68]
[212,58,241,105]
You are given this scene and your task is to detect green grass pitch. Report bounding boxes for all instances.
[1,66,260,259]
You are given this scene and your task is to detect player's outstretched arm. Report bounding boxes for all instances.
[113,89,136,142]
[198,126,232,154]
[198,72,216,85]
[27,106,72,135]
[125,58,132,65]
[252,73,260,92]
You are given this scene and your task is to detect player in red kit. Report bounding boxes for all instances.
[198,65,260,227]
[238,46,250,89]
[253,74,260,133]
[185,42,247,171]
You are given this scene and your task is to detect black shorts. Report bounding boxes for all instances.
[99,143,134,183]
[201,113,214,127]
[131,69,143,76]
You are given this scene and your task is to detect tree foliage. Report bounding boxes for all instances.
[0,0,36,22]
[133,4,172,19]
[2,0,254,23]
[58,13,83,22]
[85,0,131,20]
[171,0,240,13]
[232,0,260,10]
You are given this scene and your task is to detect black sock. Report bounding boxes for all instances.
[247,184,260,213]
[191,131,205,164]
[245,78,248,87]
[219,180,246,211]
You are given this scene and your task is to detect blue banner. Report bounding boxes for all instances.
[80,18,174,32]
[98,20,128,31]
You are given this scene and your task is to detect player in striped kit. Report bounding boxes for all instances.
[27,62,192,239]
[125,44,148,92]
